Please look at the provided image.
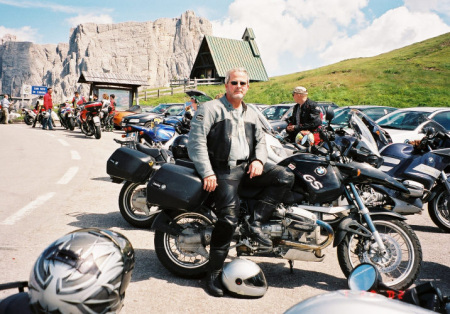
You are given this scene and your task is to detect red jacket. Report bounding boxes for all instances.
[43,92,53,111]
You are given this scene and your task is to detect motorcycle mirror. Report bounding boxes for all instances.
[325,107,335,122]
[348,263,380,291]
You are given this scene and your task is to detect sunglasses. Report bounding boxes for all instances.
[230,81,247,86]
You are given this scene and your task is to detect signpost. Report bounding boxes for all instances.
[31,86,47,95]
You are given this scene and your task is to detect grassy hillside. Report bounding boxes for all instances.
[141,32,450,108]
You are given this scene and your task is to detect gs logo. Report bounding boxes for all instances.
[303,174,323,190]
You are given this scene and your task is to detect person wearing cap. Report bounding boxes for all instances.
[286,86,322,143]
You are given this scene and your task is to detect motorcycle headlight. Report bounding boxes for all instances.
[270,145,285,158]
[129,119,139,123]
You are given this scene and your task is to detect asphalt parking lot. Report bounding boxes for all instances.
[0,123,449,313]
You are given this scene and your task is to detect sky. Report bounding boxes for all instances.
[0,0,449,77]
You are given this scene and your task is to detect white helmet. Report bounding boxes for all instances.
[221,258,268,298]
[28,228,135,313]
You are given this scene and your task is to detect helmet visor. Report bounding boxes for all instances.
[243,270,267,287]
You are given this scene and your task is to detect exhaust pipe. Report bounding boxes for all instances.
[279,220,334,251]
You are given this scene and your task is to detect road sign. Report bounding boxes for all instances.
[31,86,48,95]
[22,84,31,95]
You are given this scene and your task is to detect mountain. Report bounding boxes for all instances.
[0,11,212,102]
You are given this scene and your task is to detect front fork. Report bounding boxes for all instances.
[441,171,450,192]
[348,183,387,254]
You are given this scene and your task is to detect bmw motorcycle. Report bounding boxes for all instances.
[133,110,422,291]
[339,114,450,233]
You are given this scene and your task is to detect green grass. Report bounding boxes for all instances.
[139,32,450,108]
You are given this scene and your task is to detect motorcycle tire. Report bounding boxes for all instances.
[94,125,101,139]
[337,217,422,291]
[68,118,75,131]
[154,212,213,279]
[24,115,34,125]
[428,186,450,232]
[119,181,159,228]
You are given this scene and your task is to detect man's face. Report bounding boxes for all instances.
[225,71,249,101]
[48,89,53,94]
[293,93,307,105]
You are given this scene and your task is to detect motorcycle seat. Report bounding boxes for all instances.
[175,158,196,170]
[136,144,168,162]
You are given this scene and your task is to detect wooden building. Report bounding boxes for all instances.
[189,28,269,82]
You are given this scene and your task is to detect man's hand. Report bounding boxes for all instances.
[247,160,263,179]
[203,174,218,192]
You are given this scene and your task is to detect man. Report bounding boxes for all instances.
[110,94,116,107]
[42,88,53,130]
[187,68,294,297]
[1,94,11,124]
[72,91,86,108]
[286,86,322,143]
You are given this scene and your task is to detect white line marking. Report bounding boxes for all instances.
[1,192,56,225]
[71,150,81,160]
[47,133,56,137]
[58,139,70,146]
[57,167,79,184]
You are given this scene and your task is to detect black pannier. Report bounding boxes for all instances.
[147,163,208,211]
[107,147,154,183]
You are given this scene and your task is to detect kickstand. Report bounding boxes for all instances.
[288,260,294,274]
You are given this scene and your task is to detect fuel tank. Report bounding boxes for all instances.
[380,143,448,190]
[278,154,344,203]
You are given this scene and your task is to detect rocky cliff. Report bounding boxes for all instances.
[0,11,212,102]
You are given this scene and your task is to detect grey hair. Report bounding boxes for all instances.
[225,67,249,84]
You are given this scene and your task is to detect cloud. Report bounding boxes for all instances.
[0,25,40,42]
[320,7,450,64]
[66,14,114,27]
[404,0,450,18]
[212,0,450,76]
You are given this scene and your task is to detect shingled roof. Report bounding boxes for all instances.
[190,28,269,82]
[78,71,148,86]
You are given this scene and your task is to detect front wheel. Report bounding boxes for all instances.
[24,115,33,125]
[119,181,159,228]
[428,186,450,232]
[94,125,101,139]
[154,212,213,278]
[337,217,422,290]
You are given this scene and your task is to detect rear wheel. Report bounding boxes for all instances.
[119,181,159,228]
[154,212,212,278]
[337,217,422,290]
[428,186,450,232]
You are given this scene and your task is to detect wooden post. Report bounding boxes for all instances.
[157,89,160,98]
[171,87,174,96]
[145,91,147,101]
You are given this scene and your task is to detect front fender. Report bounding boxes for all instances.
[333,210,406,247]
[93,115,101,125]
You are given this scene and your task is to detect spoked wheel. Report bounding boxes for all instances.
[119,181,159,228]
[337,218,422,290]
[25,115,34,125]
[428,186,450,232]
[154,212,213,278]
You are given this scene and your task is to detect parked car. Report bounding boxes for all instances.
[113,105,142,129]
[331,105,398,128]
[249,103,269,111]
[122,103,185,128]
[262,102,338,133]
[376,107,450,143]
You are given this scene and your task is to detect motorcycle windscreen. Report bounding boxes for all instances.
[147,163,209,211]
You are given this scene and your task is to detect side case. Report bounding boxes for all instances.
[147,163,208,211]
[107,147,154,182]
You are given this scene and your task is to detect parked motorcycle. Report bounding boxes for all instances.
[337,114,450,232]
[116,109,421,291]
[22,108,37,125]
[285,263,448,313]
[57,102,75,130]
[78,102,102,139]
[100,103,115,132]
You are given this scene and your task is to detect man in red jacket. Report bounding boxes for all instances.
[42,87,54,130]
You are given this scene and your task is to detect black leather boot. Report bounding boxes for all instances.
[206,249,228,297]
[249,200,275,247]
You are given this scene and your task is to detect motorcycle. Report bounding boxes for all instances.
[337,114,450,232]
[285,263,449,313]
[125,109,422,291]
[57,102,75,130]
[78,102,102,139]
[100,103,115,132]
[22,108,37,125]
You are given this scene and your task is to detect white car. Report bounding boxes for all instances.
[376,107,450,143]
